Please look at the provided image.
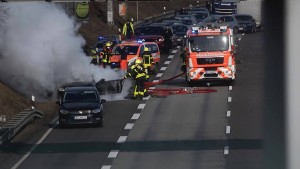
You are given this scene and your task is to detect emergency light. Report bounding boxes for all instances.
[137,39,145,43]
[98,36,107,41]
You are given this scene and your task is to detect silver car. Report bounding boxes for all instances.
[197,15,240,34]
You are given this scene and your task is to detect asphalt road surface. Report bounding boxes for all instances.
[1,31,263,169]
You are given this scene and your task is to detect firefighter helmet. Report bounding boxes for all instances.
[135,58,143,65]
[144,47,151,52]
[105,42,111,47]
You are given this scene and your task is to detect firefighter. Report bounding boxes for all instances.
[90,49,98,64]
[100,42,112,68]
[122,20,134,40]
[142,47,154,76]
[123,58,148,100]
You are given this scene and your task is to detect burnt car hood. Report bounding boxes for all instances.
[61,102,100,111]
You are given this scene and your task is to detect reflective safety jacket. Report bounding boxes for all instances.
[100,50,112,63]
[124,64,147,79]
[122,22,134,36]
[142,54,154,69]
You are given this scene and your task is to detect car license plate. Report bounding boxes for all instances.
[74,116,87,120]
[177,39,182,41]
[239,28,243,30]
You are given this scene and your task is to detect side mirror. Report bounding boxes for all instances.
[101,99,107,104]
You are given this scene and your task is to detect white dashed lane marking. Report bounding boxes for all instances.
[117,136,127,143]
[143,96,150,100]
[124,123,134,130]
[156,73,163,78]
[226,126,231,134]
[224,146,229,155]
[164,61,171,64]
[108,150,119,158]
[160,67,167,71]
[137,104,146,109]
[168,55,174,59]
[228,97,232,102]
[101,165,111,169]
[229,86,233,91]
[226,110,231,117]
[171,50,177,53]
[131,113,141,120]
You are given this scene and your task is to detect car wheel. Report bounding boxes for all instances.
[98,118,104,128]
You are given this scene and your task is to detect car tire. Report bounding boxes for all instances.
[98,118,104,128]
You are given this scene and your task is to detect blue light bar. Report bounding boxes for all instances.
[137,39,143,43]
[98,36,107,41]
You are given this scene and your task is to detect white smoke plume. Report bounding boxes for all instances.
[0,2,127,100]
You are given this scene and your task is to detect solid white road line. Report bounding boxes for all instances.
[160,67,167,71]
[229,86,233,91]
[137,104,146,109]
[224,146,229,155]
[156,73,163,78]
[168,55,174,59]
[131,113,141,120]
[164,61,171,64]
[124,123,134,130]
[117,136,127,143]
[226,126,231,134]
[228,97,232,102]
[108,150,119,158]
[101,165,111,169]
[11,124,56,169]
[226,110,231,117]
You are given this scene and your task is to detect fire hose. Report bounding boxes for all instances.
[144,73,217,97]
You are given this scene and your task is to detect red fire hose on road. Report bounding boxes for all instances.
[144,73,217,97]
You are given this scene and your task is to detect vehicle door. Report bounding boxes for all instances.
[145,43,160,63]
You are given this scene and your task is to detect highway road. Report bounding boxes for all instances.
[1,31,264,169]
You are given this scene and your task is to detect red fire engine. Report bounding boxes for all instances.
[184,25,236,85]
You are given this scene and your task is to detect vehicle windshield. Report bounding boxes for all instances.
[235,15,252,21]
[63,91,98,103]
[189,35,229,52]
[171,25,188,33]
[135,26,164,35]
[113,45,139,55]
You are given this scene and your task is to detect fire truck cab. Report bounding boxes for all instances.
[184,25,236,85]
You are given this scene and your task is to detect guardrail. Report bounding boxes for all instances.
[0,109,44,146]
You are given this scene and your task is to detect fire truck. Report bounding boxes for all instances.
[184,25,236,85]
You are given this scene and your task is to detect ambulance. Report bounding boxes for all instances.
[110,40,160,74]
[184,25,236,85]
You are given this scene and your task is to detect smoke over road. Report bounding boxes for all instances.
[0,2,125,100]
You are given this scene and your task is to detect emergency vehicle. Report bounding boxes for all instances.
[110,40,160,74]
[184,25,236,85]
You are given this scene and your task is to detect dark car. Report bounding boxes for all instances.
[134,25,173,53]
[170,24,188,47]
[188,11,210,22]
[234,14,256,33]
[57,85,106,127]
